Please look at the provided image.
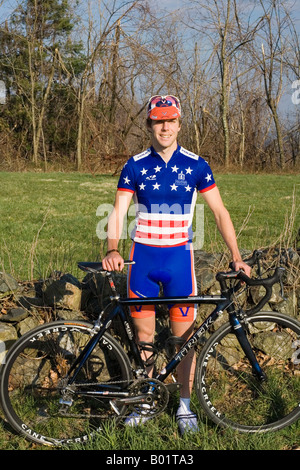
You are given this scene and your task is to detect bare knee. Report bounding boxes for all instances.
[132,316,155,343]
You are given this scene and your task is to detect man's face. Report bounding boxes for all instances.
[149,118,181,150]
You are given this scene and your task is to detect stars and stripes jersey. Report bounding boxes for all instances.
[117,145,216,246]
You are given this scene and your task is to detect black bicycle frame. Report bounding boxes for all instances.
[66,287,265,394]
[67,303,145,385]
[67,293,229,387]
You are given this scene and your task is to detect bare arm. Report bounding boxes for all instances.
[102,190,133,271]
[201,186,251,276]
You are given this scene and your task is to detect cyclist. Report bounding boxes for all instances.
[102,95,251,435]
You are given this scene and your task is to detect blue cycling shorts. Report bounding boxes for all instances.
[127,241,197,323]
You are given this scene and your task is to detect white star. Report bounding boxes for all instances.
[205,173,212,182]
[185,167,193,175]
[139,183,146,190]
[153,182,160,190]
[185,185,192,192]
[154,165,162,173]
[170,183,178,191]
[171,165,179,173]
[141,168,148,175]
[123,176,130,185]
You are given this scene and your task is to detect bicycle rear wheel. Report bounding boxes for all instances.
[195,312,300,432]
[0,320,132,446]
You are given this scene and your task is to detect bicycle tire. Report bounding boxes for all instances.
[0,320,132,446]
[194,311,300,433]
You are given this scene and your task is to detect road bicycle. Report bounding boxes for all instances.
[0,250,299,446]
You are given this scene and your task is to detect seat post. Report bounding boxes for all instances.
[105,271,119,299]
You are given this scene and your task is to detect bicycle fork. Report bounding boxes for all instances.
[230,313,267,382]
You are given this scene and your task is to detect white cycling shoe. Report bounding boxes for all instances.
[124,411,150,427]
[125,404,152,427]
[176,412,199,435]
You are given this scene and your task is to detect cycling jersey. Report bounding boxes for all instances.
[117,145,216,246]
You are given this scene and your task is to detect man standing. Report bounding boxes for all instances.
[102,95,250,434]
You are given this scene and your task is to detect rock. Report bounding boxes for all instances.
[0,272,19,293]
[0,307,29,322]
[16,295,45,310]
[273,291,298,318]
[55,309,86,321]
[194,251,223,292]
[252,330,293,360]
[81,271,127,310]
[43,273,82,310]
[250,283,283,305]
[17,316,40,336]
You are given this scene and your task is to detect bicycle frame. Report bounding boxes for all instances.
[66,275,265,395]
[120,294,230,382]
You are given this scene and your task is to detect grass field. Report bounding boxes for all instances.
[0,171,299,451]
[0,171,299,281]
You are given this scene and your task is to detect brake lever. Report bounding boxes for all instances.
[278,267,287,301]
[257,258,262,277]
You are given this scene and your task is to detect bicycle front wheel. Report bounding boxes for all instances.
[0,320,132,446]
[195,312,300,432]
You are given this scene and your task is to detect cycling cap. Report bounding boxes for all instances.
[147,95,181,120]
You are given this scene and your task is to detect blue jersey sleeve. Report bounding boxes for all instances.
[196,158,216,193]
[117,159,136,193]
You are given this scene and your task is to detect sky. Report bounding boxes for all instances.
[0,0,299,114]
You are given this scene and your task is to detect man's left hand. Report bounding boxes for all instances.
[231,260,251,278]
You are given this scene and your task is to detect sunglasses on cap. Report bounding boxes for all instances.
[147,95,181,118]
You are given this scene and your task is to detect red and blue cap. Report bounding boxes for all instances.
[147,95,181,120]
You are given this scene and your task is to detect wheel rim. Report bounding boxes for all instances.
[196,313,300,432]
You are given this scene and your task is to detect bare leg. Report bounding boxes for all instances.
[131,315,156,376]
[170,320,196,398]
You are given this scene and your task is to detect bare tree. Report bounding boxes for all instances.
[72,0,141,170]
[250,0,293,169]
[184,0,261,167]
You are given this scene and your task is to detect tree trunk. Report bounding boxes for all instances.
[219,0,231,168]
[76,87,84,171]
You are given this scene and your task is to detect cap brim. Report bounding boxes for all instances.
[148,106,181,120]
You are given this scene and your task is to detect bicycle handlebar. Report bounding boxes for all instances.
[217,249,285,314]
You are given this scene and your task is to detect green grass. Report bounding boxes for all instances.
[0,171,299,281]
[0,171,299,451]
[0,392,299,451]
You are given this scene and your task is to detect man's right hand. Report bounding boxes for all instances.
[102,251,124,272]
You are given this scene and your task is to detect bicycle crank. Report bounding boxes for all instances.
[110,378,169,418]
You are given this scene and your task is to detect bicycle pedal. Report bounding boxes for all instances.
[165,383,182,393]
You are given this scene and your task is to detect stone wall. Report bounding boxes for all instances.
[0,248,299,364]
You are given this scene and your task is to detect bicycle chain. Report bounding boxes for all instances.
[58,378,169,419]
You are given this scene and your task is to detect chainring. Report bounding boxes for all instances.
[128,378,169,418]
